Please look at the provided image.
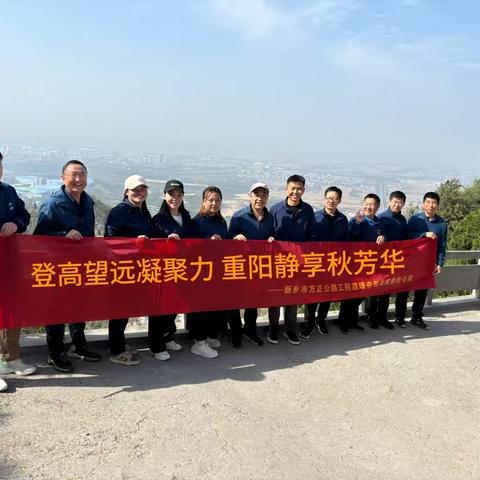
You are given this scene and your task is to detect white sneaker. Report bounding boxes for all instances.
[191,340,218,359]
[0,359,37,376]
[165,340,182,351]
[206,337,221,349]
[151,350,170,361]
[0,377,7,392]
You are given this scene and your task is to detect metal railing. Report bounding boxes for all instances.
[427,250,480,304]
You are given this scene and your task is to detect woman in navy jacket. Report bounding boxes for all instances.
[105,175,160,366]
[188,186,232,359]
[149,179,193,360]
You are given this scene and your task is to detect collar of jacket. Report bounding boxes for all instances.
[322,208,341,218]
[419,211,440,222]
[283,198,304,211]
[248,205,269,218]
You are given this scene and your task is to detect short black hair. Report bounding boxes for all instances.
[325,186,342,199]
[0,151,3,161]
[423,191,440,204]
[287,174,305,186]
[62,160,88,174]
[389,190,406,202]
[364,193,381,206]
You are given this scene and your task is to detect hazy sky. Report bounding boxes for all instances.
[1,0,479,166]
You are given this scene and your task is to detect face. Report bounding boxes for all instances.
[250,188,269,210]
[126,184,148,206]
[286,181,305,205]
[423,197,438,216]
[164,189,184,211]
[0,160,3,180]
[389,197,405,214]
[203,191,222,215]
[62,163,88,196]
[363,197,380,218]
[324,191,341,214]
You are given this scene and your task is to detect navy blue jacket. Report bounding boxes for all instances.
[192,213,228,239]
[407,211,448,267]
[0,182,30,233]
[311,209,348,242]
[348,215,384,242]
[378,208,407,241]
[105,199,159,238]
[153,209,194,238]
[34,186,95,237]
[270,198,314,242]
[228,205,274,240]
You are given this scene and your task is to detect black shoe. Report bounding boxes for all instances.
[315,319,329,335]
[283,331,300,345]
[368,318,380,329]
[351,323,365,332]
[48,353,74,373]
[379,319,395,330]
[300,324,313,339]
[67,345,102,362]
[410,317,429,330]
[395,317,407,328]
[231,333,242,349]
[266,328,279,344]
[243,331,264,346]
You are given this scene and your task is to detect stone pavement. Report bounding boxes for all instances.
[1,303,479,480]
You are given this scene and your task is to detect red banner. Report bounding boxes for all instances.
[0,236,436,328]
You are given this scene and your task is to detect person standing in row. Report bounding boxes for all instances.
[105,175,160,366]
[406,192,448,330]
[228,182,275,347]
[375,191,409,328]
[0,151,36,391]
[344,193,385,333]
[34,160,101,372]
[149,179,192,360]
[268,175,315,345]
[188,186,234,358]
[302,186,349,338]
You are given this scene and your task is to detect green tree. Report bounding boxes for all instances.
[448,209,480,250]
[465,179,480,212]
[437,178,469,230]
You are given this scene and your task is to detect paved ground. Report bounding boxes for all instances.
[1,304,480,480]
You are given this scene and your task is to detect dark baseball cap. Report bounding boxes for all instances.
[164,179,184,193]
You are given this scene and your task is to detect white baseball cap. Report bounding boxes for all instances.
[249,182,269,194]
[124,175,149,191]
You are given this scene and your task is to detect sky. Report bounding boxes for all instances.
[1,0,479,167]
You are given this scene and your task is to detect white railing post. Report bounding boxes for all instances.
[474,258,480,299]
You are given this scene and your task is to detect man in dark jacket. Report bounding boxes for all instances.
[228,182,275,346]
[344,193,385,333]
[376,191,409,328]
[406,192,448,330]
[268,175,315,345]
[301,186,349,338]
[34,160,101,372]
[0,151,37,391]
